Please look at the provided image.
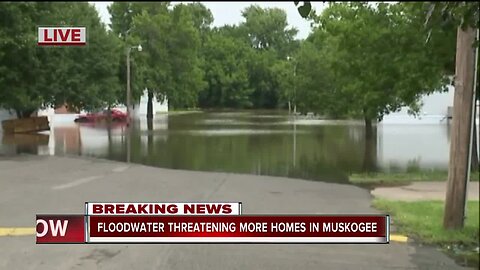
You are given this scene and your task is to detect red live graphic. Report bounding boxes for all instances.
[44,29,81,42]
[36,215,85,244]
[37,27,86,46]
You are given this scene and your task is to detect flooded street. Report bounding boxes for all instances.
[0,111,457,183]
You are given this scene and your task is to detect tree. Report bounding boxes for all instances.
[167,4,207,109]
[198,28,253,108]
[52,3,122,111]
[240,6,299,109]
[0,3,47,117]
[0,2,121,117]
[242,5,298,58]
[424,2,479,41]
[271,59,295,111]
[302,2,453,138]
[111,2,208,113]
[109,2,167,116]
[293,39,341,117]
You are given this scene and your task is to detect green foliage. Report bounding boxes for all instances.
[0,2,121,117]
[198,29,253,108]
[110,2,209,110]
[271,60,294,109]
[242,6,299,109]
[0,2,464,119]
[298,2,455,122]
[294,39,341,117]
[424,2,479,37]
[242,5,298,58]
[196,5,299,110]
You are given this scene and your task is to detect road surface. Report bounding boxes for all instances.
[0,155,470,269]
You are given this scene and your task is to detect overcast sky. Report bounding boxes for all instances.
[90,2,327,40]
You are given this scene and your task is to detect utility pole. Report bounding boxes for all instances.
[125,44,142,164]
[126,48,131,125]
[287,56,297,114]
[293,60,297,115]
[470,29,479,171]
[126,44,142,125]
[444,26,477,230]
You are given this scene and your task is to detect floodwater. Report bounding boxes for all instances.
[0,110,468,183]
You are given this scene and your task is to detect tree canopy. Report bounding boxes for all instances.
[302,3,455,125]
[0,2,121,117]
[0,2,464,123]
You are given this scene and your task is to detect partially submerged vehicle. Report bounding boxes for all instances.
[74,109,127,123]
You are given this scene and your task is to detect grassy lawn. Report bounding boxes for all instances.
[374,199,479,267]
[350,170,479,187]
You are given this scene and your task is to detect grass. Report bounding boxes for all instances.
[350,170,479,187]
[374,199,479,267]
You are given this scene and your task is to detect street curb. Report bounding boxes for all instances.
[0,227,35,236]
[391,234,408,243]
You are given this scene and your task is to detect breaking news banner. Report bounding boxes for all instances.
[86,215,388,244]
[36,202,390,244]
[85,202,242,216]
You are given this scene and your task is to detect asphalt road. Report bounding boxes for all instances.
[0,155,471,270]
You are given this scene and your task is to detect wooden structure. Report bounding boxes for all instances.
[1,116,50,134]
[444,26,477,229]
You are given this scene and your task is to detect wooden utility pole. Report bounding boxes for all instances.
[444,26,477,230]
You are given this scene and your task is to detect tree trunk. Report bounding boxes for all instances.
[364,117,373,141]
[444,26,476,230]
[147,90,154,119]
[147,118,153,157]
[15,109,36,119]
[363,121,377,172]
[107,124,112,157]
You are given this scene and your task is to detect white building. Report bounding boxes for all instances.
[382,85,455,124]
[0,88,169,124]
[0,89,169,155]
[112,89,168,118]
[378,85,480,170]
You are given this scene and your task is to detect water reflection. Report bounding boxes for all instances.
[0,111,461,183]
[1,132,50,155]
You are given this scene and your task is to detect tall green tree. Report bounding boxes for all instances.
[198,28,253,108]
[110,2,208,112]
[302,2,454,137]
[240,6,299,109]
[167,4,206,109]
[0,2,121,117]
[242,5,298,58]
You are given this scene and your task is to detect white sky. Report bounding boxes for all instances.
[90,2,327,40]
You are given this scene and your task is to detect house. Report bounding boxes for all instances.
[12,89,169,124]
